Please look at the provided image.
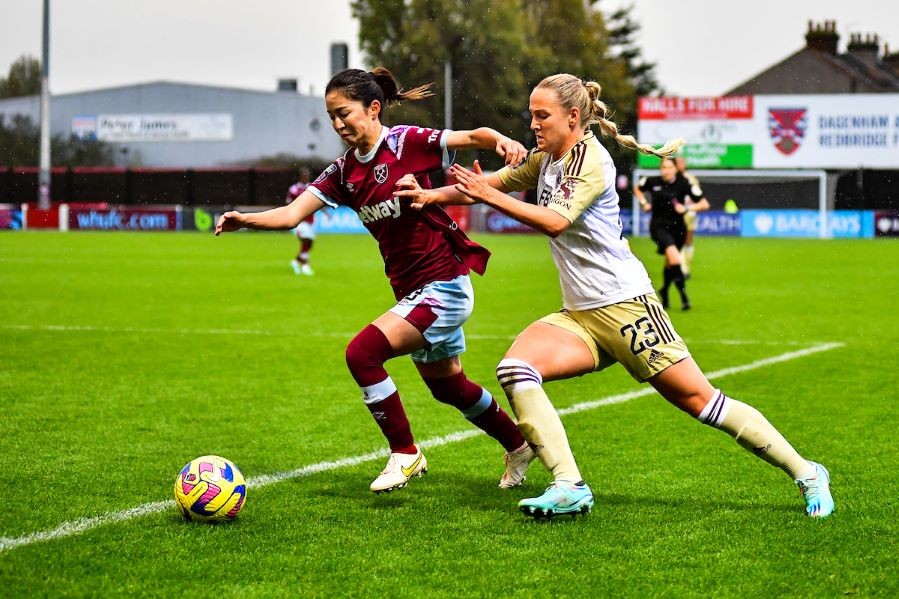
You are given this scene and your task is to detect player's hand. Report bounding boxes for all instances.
[673,201,687,215]
[394,174,434,210]
[450,161,492,203]
[495,136,527,166]
[215,211,246,236]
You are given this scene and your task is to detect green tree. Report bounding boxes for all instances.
[0,55,42,98]
[521,0,636,158]
[352,0,533,168]
[0,113,115,166]
[605,2,664,153]
[0,114,40,165]
[350,0,641,168]
[54,133,117,167]
[605,3,664,99]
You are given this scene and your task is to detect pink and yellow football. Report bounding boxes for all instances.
[174,455,246,522]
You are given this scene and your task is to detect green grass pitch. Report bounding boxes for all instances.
[1,230,897,597]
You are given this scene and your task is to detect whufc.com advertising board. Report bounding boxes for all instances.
[637,94,899,169]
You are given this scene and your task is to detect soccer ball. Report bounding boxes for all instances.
[174,455,247,522]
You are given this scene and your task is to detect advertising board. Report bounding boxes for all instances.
[638,94,899,169]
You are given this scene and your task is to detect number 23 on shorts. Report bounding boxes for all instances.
[619,317,660,356]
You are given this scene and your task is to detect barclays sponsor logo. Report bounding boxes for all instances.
[829,211,863,237]
[753,212,773,234]
[742,210,818,238]
[742,210,866,238]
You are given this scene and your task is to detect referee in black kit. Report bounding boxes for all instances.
[633,156,707,310]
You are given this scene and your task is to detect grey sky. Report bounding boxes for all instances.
[1,0,898,98]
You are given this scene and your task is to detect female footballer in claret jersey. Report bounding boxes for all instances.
[216,68,537,494]
[396,73,834,519]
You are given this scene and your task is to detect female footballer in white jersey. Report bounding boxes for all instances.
[396,74,834,519]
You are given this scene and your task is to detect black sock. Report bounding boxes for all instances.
[672,265,688,299]
[662,267,674,292]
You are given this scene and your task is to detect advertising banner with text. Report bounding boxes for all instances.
[740,210,868,238]
[620,210,740,237]
[638,94,899,169]
[72,113,233,142]
[69,208,179,231]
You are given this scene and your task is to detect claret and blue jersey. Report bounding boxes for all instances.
[308,125,487,300]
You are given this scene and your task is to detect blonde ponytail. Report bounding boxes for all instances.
[538,74,684,158]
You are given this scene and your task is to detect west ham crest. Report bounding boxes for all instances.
[374,163,389,184]
[768,108,807,156]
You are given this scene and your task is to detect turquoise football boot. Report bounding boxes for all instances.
[518,480,594,518]
[795,461,835,518]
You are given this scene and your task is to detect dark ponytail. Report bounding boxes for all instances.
[325,67,433,109]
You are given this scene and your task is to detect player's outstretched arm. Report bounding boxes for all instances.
[395,171,508,210]
[445,128,527,166]
[451,161,570,238]
[215,191,325,236]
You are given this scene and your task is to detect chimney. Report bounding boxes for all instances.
[277,78,298,92]
[805,20,839,55]
[884,43,899,74]
[848,32,880,66]
[330,43,349,76]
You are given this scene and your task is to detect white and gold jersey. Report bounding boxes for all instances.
[498,131,653,310]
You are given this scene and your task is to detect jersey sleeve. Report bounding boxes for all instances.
[545,153,606,223]
[308,159,344,208]
[497,149,543,192]
[393,126,454,172]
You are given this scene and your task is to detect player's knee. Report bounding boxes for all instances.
[344,337,369,375]
[495,358,542,399]
[345,325,393,375]
[696,388,729,425]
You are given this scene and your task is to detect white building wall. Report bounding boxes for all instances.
[0,81,345,167]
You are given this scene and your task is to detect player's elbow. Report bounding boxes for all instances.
[544,219,570,238]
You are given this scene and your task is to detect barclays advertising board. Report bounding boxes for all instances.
[741,210,868,238]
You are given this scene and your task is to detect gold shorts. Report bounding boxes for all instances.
[539,293,690,382]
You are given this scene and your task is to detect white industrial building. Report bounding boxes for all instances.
[0,80,343,167]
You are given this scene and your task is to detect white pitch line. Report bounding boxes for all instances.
[556,341,844,416]
[0,342,843,555]
[2,323,832,346]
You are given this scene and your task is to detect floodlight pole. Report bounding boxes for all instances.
[38,0,51,210]
[444,60,452,130]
